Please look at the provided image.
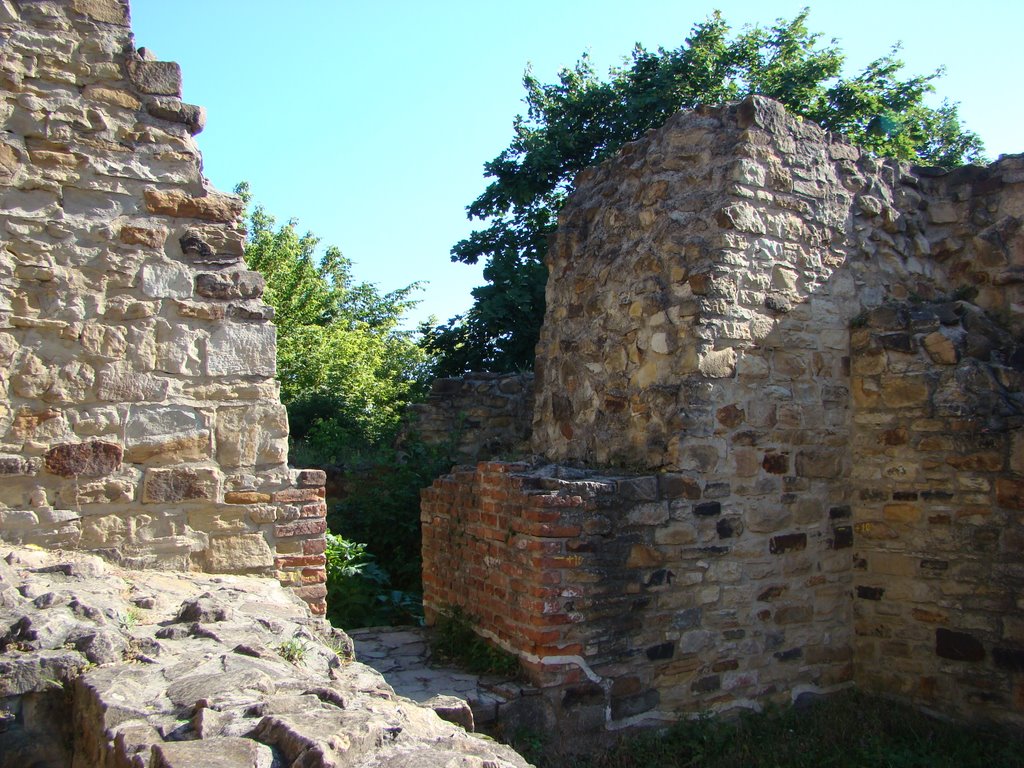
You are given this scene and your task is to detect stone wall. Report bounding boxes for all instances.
[421,461,853,736]
[851,299,1024,719]
[0,0,326,612]
[403,372,534,461]
[423,95,1024,732]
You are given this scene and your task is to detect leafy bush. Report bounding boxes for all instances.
[327,438,456,594]
[323,533,422,628]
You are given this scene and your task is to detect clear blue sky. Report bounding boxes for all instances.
[129,1,1020,329]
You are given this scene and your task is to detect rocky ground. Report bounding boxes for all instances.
[0,545,530,768]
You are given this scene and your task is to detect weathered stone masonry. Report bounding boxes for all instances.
[423,96,1024,733]
[0,0,327,612]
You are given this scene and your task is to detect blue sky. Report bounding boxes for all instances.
[129,1,1021,329]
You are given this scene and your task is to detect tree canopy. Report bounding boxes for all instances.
[238,184,429,460]
[425,9,985,376]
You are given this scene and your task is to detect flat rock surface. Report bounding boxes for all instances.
[0,546,531,768]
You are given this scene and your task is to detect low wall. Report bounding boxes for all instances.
[422,461,853,734]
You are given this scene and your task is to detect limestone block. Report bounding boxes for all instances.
[119,225,168,248]
[143,188,242,222]
[81,322,128,360]
[71,0,128,25]
[154,320,204,376]
[205,324,276,378]
[126,61,182,97]
[215,403,288,469]
[140,261,193,299]
[195,269,265,300]
[142,467,221,504]
[698,348,736,379]
[202,536,276,573]
[145,97,206,136]
[96,362,168,402]
[125,405,211,463]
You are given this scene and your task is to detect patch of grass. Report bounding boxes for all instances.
[536,691,1024,768]
[276,638,308,664]
[430,606,520,678]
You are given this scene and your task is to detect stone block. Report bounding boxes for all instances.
[143,467,221,504]
[215,403,288,469]
[126,60,182,97]
[43,441,122,477]
[71,0,128,24]
[795,448,843,479]
[195,270,265,300]
[206,324,276,377]
[144,188,242,222]
[204,534,274,573]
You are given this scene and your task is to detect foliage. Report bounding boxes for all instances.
[428,9,985,376]
[327,437,457,595]
[276,638,308,664]
[238,183,430,460]
[429,606,520,677]
[323,532,423,628]
[516,690,1024,768]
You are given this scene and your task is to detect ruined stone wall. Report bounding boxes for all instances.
[403,372,534,461]
[423,95,1024,731]
[0,0,326,612]
[851,298,1024,720]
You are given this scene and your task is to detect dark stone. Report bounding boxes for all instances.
[757,586,786,602]
[716,518,735,539]
[44,441,122,478]
[658,474,701,500]
[646,570,674,587]
[716,404,744,428]
[175,594,234,624]
[0,456,30,475]
[762,452,788,474]
[700,546,730,555]
[694,501,721,517]
[936,628,985,662]
[179,231,240,267]
[908,307,940,332]
[610,689,659,720]
[631,597,651,612]
[671,608,701,630]
[619,476,659,502]
[832,526,853,550]
[859,489,886,502]
[723,629,745,640]
[691,675,721,693]
[827,505,851,524]
[296,469,327,488]
[764,294,791,314]
[703,482,731,499]
[769,533,807,555]
[645,642,675,661]
[227,304,274,322]
[892,491,918,501]
[920,559,948,571]
[773,648,803,662]
[856,586,885,601]
[195,270,265,300]
[993,647,1024,672]
[145,97,206,135]
[921,490,954,501]
[561,683,604,709]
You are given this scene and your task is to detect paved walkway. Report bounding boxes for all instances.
[348,625,527,729]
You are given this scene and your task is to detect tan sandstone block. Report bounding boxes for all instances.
[204,533,274,572]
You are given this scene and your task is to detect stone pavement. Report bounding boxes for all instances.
[348,626,529,731]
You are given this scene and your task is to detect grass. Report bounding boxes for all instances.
[276,638,308,664]
[515,690,1024,768]
[429,606,521,677]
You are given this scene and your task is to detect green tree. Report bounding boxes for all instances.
[428,9,984,375]
[238,184,430,461]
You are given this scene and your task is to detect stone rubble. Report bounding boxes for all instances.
[0,545,531,768]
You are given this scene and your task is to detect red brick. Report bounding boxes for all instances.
[301,568,326,584]
[303,538,327,555]
[308,599,327,615]
[275,519,327,538]
[300,501,327,518]
[272,487,323,503]
[275,554,326,569]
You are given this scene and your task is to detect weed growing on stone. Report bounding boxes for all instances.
[522,690,1024,768]
[429,607,520,678]
[276,639,308,664]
